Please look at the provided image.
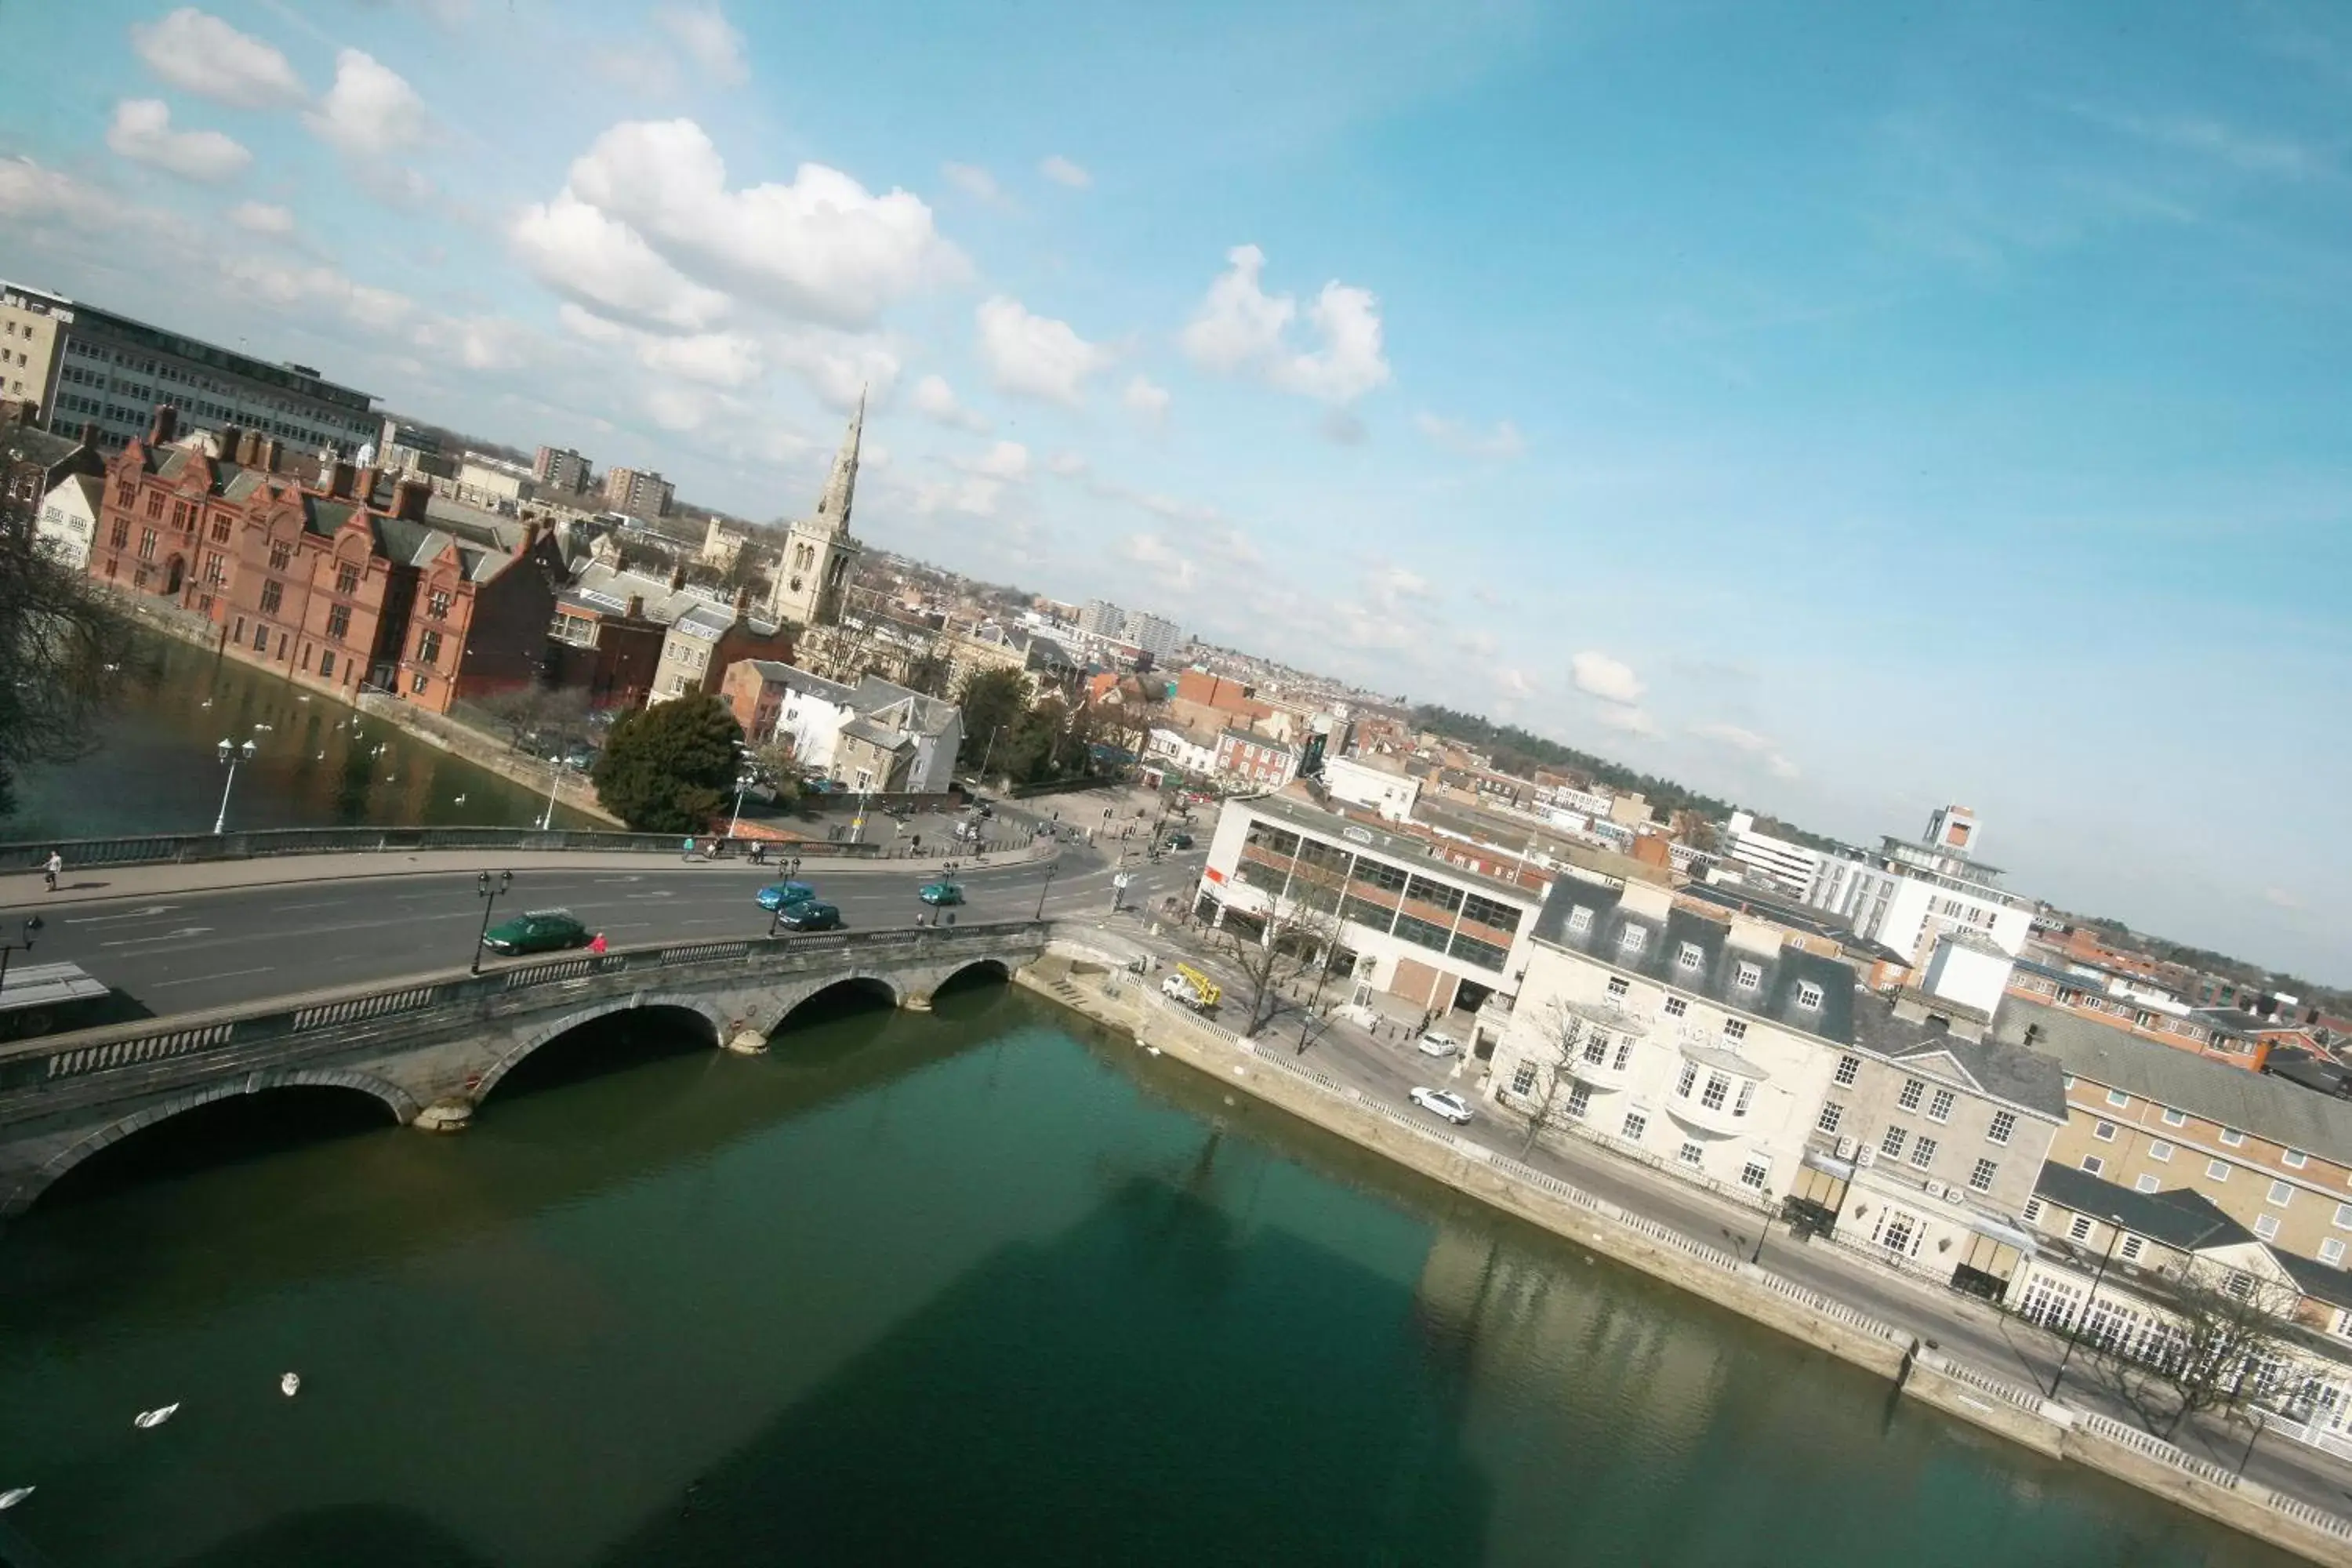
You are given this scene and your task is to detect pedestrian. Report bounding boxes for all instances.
[681,836,697,861]
[589,931,608,955]
[43,848,62,894]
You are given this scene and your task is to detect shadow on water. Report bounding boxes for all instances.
[588,1175,1494,1568]
[485,1004,720,1105]
[158,1504,502,1568]
[31,1086,397,1213]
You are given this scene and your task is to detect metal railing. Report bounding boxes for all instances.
[0,826,891,874]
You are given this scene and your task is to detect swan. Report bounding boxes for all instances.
[281,1372,300,1397]
[133,1403,180,1429]
[0,1486,31,1510]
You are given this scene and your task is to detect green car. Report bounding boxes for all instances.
[481,908,591,956]
[775,901,843,932]
[1165,831,1194,850]
[918,881,964,907]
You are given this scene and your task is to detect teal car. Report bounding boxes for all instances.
[918,881,964,907]
[481,909,590,956]
[755,880,818,913]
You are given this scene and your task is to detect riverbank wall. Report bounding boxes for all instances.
[1016,945,2352,1566]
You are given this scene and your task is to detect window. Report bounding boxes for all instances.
[1510,1063,1537,1096]
[1621,1112,1646,1142]
[1880,1127,1907,1160]
[144,490,164,519]
[251,621,268,652]
[336,563,359,595]
[2149,1141,2173,1163]
[318,651,335,679]
[2092,1120,2121,1142]
[1676,1062,1698,1098]
[1700,1073,1730,1111]
[1662,996,1688,1018]
[2068,1214,2095,1242]
[1676,942,1704,971]
[411,671,430,695]
[210,517,229,543]
[2256,1214,2281,1241]
[1835,1055,1860,1087]
[2323,1239,2347,1266]
[428,590,452,619]
[2105,1088,2130,1109]
[1677,1141,1704,1167]
[2161,1107,2187,1127]
[1567,906,1592,935]
[2081,1156,2104,1176]
[2220,1127,2245,1147]
[2134,1174,2160,1193]
[2207,1160,2230,1183]
[1817,1102,1845,1135]
[2022,1197,2044,1223]
[1613,1038,1633,1070]
[326,604,350,640]
[1909,1137,1937,1169]
[1722,1018,1747,1043]
[1987,1111,2016,1146]
[2284,1149,2309,1170]
[2268,1181,2293,1208]
[137,528,157,561]
[2119,1236,2144,1263]
[1734,960,1762,990]
[1606,976,1629,999]
[1928,1089,1955,1124]
[259,580,281,614]
[416,630,443,666]
[109,518,129,549]
[268,542,291,572]
[1796,981,1823,1009]
[1740,1158,1769,1191]
[1734,1081,1755,1117]
[2333,1203,2352,1231]
[1618,925,1646,954]
[1898,1079,1925,1112]
[1582,1033,1610,1065]
[1969,1158,1997,1192]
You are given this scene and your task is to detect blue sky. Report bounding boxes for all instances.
[2,1,2347,982]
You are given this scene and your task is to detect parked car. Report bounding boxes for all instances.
[755,880,818,912]
[562,742,597,772]
[1415,1031,1461,1058]
[1164,830,1194,851]
[775,902,843,932]
[1410,1087,1473,1125]
[919,881,965,907]
[481,909,592,956]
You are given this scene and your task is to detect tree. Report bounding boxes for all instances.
[1669,808,1719,854]
[0,528,126,817]
[956,667,1029,773]
[2114,1267,2304,1438]
[590,692,743,833]
[1210,853,1348,1037]
[901,651,953,700]
[475,684,590,755]
[1508,999,1589,1156]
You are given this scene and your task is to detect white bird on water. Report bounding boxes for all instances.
[281,1372,300,1397]
[452,793,467,805]
[0,1486,32,1511]
[133,1403,180,1429]
[253,724,273,732]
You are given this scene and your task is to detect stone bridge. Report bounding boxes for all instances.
[0,920,1051,1217]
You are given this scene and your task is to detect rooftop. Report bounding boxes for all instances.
[2034,1163,2257,1252]
[1234,792,1542,906]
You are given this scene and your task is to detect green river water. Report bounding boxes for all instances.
[0,984,2304,1566]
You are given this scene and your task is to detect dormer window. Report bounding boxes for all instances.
[1619,925,1646,954]
[1568,906,1593,935]
[1676,942,1704,972]
[1796,981,1824,1009]
[1734,960,1762,990]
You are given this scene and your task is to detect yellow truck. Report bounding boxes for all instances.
[1161,963,1221,1011]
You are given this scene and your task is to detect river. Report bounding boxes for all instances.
[0,985,2305,1567]
[6,629,588,844]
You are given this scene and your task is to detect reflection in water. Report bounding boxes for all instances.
[0,986,2309,1568]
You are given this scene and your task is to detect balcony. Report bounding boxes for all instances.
[1665,1042,1767,1138]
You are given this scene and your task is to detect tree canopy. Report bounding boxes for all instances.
[0,529,126,817]
[956,668,1029,774]
[590,692,744,833]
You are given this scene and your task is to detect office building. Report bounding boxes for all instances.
[604,465,674,521]
[533,445,594,495]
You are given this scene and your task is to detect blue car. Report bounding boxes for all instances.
[755,880,818,912]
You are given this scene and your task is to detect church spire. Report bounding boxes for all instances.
[815,388,863,533]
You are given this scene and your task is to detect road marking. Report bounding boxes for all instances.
[101,926,213,947]
[64,905,175,925]
[623,891,675,900]
[146,966,274,989]
[270,901,343,913]
[594,876,644,884]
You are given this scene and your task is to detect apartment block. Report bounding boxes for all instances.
[604,465,673,521]
[533,445,593,495]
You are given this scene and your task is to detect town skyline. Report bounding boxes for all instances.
[0,0,2344,978]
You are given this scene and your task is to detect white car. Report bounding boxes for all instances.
[1414,1030,1460,1058]
[1410,1087,1473,1125]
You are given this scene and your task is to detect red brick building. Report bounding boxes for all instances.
[91,406,564,714]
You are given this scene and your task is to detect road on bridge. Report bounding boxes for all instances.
[15,844,1209,1019]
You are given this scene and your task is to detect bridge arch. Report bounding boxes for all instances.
[9,1068,416,1216]
[765,972,901,1035]
[932,957,1013,995]
[474,998,727,1102]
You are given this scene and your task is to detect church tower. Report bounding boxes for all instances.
[768,394,866,629]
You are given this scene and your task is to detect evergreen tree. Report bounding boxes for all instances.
[590,692,744,833]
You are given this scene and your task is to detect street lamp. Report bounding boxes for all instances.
[727,771,757,837]
[0,915,44,1000]
[1034,858,1058,920]
[537,751,562,832]
[212,737,257,834]
[470,869,513,975]
[2049,1214,2126,1400]
[976,723,1002,788]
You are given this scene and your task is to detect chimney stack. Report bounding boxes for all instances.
[358,466,381,507]
[522,520,543,553]
[263,437,281,472]
[328,461,356,499]
[78,419,100,449]
[626,594,646,620]
[670,564,687,592]
[220,424,244,462]
[393,478,430,521]
[148,405,179,447]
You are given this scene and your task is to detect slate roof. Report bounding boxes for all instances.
[1533,880,1860,1046]
[848,674,958,738]
[2032,1163,2256,1253]
[2,426,89,470]
[1993,997,2352,1167]
[1849,1004,2071,1120]
[741,662,855,706]
[2270,1250,2352,1312]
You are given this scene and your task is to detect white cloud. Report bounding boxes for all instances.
[1766,753,1802,780]
[556,302,633,343]
[1123,532,1198,592]
[654,2,749,88]
[1597,705,1657,736]
[639,331,763,387]
[2263,887,2306,911]
[911,372,989,432]
[1693,722,1799,780]
[1182,244,1391,405]
[106,100,250,183]
[559,118,964,327]
[306,49,430,157]
[1570,651,1645,704]
[975,294,1112,405]
[217,255,414,336]
[1457,630,1499,659]
[964,440,1031,481]
[1123,374,1171,423]
[1367,564,1435,614]
[1046,450,1088,477]
[941,162,1002,204]
[131,8,306,110]
[1497,668,1535,698]
[510,189,733,331]
[1415,411,1525,459]
[769,329,901,411]
[1040,154,1091,189]
[911,475,1012,519]
[228,200,296,236]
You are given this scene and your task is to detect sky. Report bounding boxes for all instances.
[0,1,2347,983]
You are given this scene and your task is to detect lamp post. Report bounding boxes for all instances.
[1034,858,1058,920]
[1751,1193,1774,1265]
[2049,1214,2125,1400]
[976,723,1001,789]
[212,737,257,834]
[0,915,44,1000]
[2234,1412,2268,1479]
[470,869,513,975]
[727,771,757,836]
[537,752,562,832]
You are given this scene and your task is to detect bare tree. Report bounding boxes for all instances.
[0,530,127,817]
[1508,998,1588,1156]
[1210,855,1348,1038]
[2119,1267,2306,1438]
[1669,808,1719,854]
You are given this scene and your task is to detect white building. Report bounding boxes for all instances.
[762,667,859,774]
[1079,599,1127,638]
[1719,811,1822,893]
[32,472,100,568]
[1806,806,2032,966]
[1145,724,1218,778]
[1127,611,1181,662]
[1323,753,1421,822]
